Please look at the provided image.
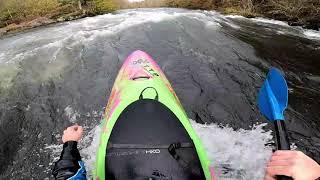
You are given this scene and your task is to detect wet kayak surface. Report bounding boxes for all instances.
[0,8,319,179]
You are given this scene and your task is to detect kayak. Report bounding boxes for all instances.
[94,50,215,179]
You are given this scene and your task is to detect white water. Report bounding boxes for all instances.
[1,9,319,90]
[1,9,319,66]
[304,30,320,40]
[250,17,289,27]
[64,105,80,123]
[226,15,320,41]
[45,115,273,179]
[191,121,273,179]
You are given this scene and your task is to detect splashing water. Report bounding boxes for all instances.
[46,119,273,179]
[80,125,102,175]
[190,121,273,179]
[64,105,80,123]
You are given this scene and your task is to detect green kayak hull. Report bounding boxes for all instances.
[94,50,215,179]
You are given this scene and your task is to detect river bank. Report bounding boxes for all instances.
[119,0,320,30]
[1,8,319,38]
[0,0,118,37]
[0,13,87,37]
[164,0,320,30]
[1,0,319,37]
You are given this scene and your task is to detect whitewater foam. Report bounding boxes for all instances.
[0,53,5,63]
[251,17,289,27]
[225,15,245,19]
[191,121,273,179]
[64,105,80,123]
[304,29,320,40]
[80,125,102,175]
[226,15,320,41]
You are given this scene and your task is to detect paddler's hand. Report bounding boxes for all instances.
[62,125,83,143]
[264,150,320,180]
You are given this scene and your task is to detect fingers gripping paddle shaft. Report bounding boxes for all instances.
[258,68,292,180]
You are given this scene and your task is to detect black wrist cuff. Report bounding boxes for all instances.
[63,141,78,149]
[60,141,81,161]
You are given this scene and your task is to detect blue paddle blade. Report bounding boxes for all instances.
[258,68,288,121]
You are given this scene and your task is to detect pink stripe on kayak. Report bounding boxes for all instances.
[124,50,162,72]
[210,166,217,180]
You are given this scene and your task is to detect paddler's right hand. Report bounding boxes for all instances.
[264,150,320,180]
[62,125,83,143]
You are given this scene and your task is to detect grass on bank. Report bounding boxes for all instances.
[0,0,118,29]
[266,0,320,22]
[123,0,319,29]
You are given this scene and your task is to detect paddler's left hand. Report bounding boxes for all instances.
[264,150,320,180]
[62,125,83,143]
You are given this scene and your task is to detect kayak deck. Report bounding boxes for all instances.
[106,99,205,179]
[95,50,213,180]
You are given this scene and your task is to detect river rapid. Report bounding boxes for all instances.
[0,8,319,179]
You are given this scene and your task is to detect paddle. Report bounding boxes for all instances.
[258,68,292,180]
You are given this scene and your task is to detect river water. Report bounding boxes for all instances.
[0,8,319,179]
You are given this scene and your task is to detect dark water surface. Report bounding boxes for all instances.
[0,9,319,179]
